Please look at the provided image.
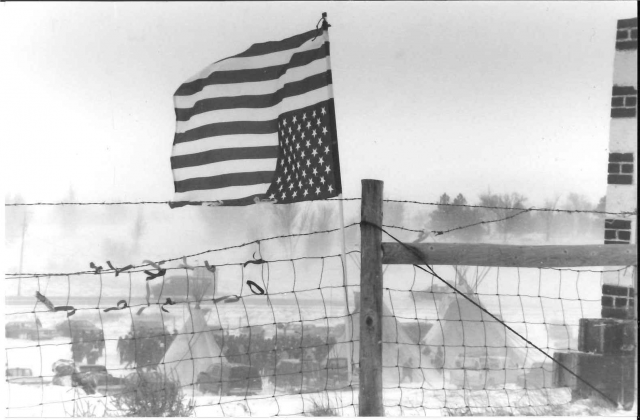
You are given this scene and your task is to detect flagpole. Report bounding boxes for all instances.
[320,11,354,385]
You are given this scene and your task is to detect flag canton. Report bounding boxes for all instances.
[266,100,340,203]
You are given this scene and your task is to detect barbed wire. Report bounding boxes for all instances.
[383,199,636,216]
[4,224,360,278]
[5,197,636,216]
[383,208,533,236]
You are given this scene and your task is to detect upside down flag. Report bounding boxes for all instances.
[170,17,342,207]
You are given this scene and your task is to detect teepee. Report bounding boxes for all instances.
[420,267,529,388]
[160,268,227,387]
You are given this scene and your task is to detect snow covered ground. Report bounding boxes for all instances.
[6,381,577,418]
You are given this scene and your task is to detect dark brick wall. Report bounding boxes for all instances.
[601,284,635,319]
[603,218,632,243]
[616,17,637,51]
[610,86,637,119]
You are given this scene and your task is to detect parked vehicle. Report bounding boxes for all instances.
[55,319,100,337]
[6,367,47,385]
[5,321,56,340]
[77,364,123,394]
[197,363,262,396]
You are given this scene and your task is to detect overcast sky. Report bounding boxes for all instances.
[1,2,637,276]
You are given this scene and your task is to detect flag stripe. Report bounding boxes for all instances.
[224,29,318,60]
[214,36,325,72]
[182,34,325,86]
[176,71,332,122]
[171,145,278,169]
[176,78,332,132]
[175,42,329,96]
[174,171,273,193]
[173,187,269,203]
[174,120,277,145]
[173,158,277,182]
[172,133,277,157]
[175,88,332,142]
[175,59,330,109]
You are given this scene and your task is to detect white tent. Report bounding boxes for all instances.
[159,268,227,388]
[420,268,530,389]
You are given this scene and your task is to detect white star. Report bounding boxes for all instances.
[306,159,311,167]
[325,165,331,174]
[296,161,301,169]
[302,113,307,121]
[301,170,307,178]
[322,126,328,135]
[316,118,321,126]
[279,184,283,191]
[312,110,316,117]
[324,146,330,154]
[292,134,296,141]
[312,129,317,138]
[297,124,301,132]
[285,137,289,145]
[320,176,326,184]
[298,180,303,188]
[280,158,285,166]
[318,137,323,145]
[282,192,286,199]
[283,119,287,126]
[295,143,301,151]
[287,174,291,182]
[287,156,291,164]
[269,193,275,199]
[321,107,326,115]
[281,129,285,136]
[303,189,309,197]
[305,140,311,148]
[300,151,306,158]
[316,187,321,195]
[312,149,318,157]
[288,127,292,134]
[318,157,324,165]
[284,166,289,174]
[312,167,318,176]
[289,183,294,190]
[301,132,306,140]
[306,121,311,129]
[295,172,299,179]
[277,177,282,184]
[292,115,297,123]
[309,178,315,186]
[292,191,298,198]
[328,185,334,193]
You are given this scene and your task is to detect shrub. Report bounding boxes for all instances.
[113,372,194,417]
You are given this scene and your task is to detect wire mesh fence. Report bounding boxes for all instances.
[5,253,633,415]
[4,199,637,417]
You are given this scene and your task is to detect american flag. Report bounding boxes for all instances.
[170,20,341,207]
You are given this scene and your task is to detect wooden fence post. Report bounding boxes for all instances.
[359,179,384,417]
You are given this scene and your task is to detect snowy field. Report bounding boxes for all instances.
[6,264,631,417]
